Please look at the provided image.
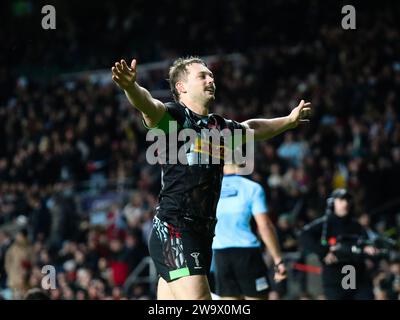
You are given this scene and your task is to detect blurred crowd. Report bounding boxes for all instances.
[0,190,155,300]
[1,0,400,299]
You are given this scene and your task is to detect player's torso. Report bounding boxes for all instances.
[156,102,236,224]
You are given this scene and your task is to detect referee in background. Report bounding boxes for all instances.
[212,164,287,300]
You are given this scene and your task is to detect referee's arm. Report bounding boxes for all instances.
[255,213,283,265]
[254,213,287,281]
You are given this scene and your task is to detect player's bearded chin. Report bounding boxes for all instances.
[206,89,215,99]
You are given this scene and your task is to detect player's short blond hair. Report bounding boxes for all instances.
[168,56,207,102]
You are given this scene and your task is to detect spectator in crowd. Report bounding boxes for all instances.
[4,229,34,299]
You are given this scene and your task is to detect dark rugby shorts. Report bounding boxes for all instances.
[148,215,215,282]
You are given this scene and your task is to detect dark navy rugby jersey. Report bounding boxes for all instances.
[143,101,246,226]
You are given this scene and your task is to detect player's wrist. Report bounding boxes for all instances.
[286,114,297,129]
[124,81,138,93]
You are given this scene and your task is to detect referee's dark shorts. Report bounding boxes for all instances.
[213,247,270,297]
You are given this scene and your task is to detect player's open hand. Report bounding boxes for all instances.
[111,59,137,91]
[288,100,312,128]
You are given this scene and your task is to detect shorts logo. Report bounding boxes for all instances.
[191,252,202,269]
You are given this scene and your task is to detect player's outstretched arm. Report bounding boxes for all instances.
[241,100,311,141]
[111,58,166,128]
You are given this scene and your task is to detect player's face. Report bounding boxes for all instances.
[334,198,350,217]
[183,63,215,103]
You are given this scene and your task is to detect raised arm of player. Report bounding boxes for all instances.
[241,100,312,141]
[111,58,166,128]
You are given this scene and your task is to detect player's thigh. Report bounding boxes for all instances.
[157,277,176,300]
[168,274,212,300]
